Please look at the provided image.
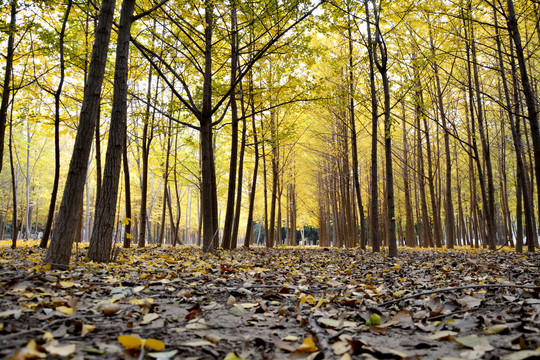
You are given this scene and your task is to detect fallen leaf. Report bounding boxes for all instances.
[148,350,178,360]
[501,350,540,360]
[223,352,249,360]
[0,309,22,319]
[457,295,482,309]
[118,335,143,350]
[144,338,165,351]
[182,340,216,347]
[318,318,358,329]
[55,306,74,315]
[81,324,96,336]
[10,340,47,360]
[282,335,300,342]
[230,304,245,316]
[141,313,160,324]
[297,336,318,352]
[483,324,510,335]
[44,342,76,356]
[129,298,154,305]
[427,331,457,340]
[101,303,121,316]
[59,281,75,288]
[453,335,494,352]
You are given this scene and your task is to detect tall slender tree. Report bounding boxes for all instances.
[44,0,116,267]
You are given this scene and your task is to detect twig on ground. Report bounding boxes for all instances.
[308,317,337,360]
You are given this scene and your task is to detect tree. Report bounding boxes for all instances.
[371,0,397,257]
[0,0,16,175]
[44,0,117,268]
[40,0,72,249]
[87,0,136,262]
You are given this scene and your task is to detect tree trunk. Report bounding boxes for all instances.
[158,121,172,247]
[200,1,219,253]
[468,3,497,250]
[372,6,397,257]
[0,0,16,175]
[365,0,380,252]
[494,10,535,253]
[138,67,156,248]
[232,81,247,249]
[402,103,416,247]
[244,71,259,248]
[41,0,71,248]
[87,0,135,263]
[44,0,116,268]
[222,1,239,250]
[414,58,433,248]
[506,0,540,252]
[463,8,491,250]
[9,116,17,249]
[123,141,132,248]
[429,27,455,249]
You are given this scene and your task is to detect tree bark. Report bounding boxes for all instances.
[365,0,380,252]
[222,1,239,250]
[429,27,455,249]
[372,3,397,257]
[414,58,433,248]
[9,114,17,249]
[402,102,416,247]
[88,0,135,263]
[0,0,16,175]
[200,0,220,253]
[347,6,367,249]
[244,71,259,247]
[494,9,535,253]
[41,0,72,248]
[44,0,116,268]
[506,0,540,252]
[232,81,247,248]
[123,141,132,248]
[468,3,497,250]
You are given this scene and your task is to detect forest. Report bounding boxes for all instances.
[1,0,539,263]
[0,0,540,358]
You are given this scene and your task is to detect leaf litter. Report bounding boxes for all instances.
[0,242,538,360]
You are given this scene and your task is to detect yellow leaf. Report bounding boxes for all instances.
[393,264,401,270]
[312,297,325,310]
[129,298,154,305]
[141,313,160,324]
[118,335,143,350]
[45,342,76,356]
[126,233,133,239]
[56,306,74,315]
[40,264,51,271]
[82,324,95,336]
[43,332,54,342]
[122,217,131,225]
[60,281,75,288]
[143,338,165,351]
[10,340,46,359]
[223,352,248,360]
[297,336,318,352]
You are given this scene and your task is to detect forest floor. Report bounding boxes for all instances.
[0,241,539,360]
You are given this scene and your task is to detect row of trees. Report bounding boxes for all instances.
[0,0,538,267]
[309,0,539,254]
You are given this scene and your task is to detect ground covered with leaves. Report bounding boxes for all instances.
[0,241,539,360]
